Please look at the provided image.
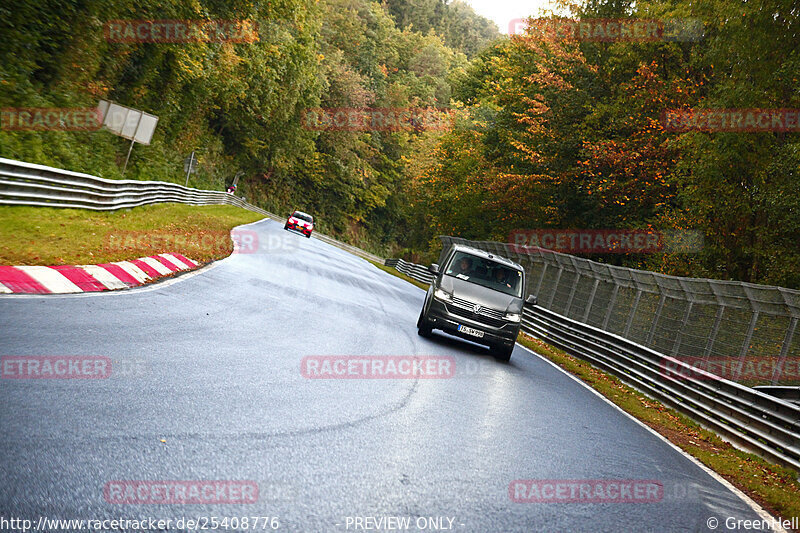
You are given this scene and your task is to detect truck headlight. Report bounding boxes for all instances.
[434,288,452,302]
[504,312,521,323]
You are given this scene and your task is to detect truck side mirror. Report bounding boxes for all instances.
[428,263,440,275]
[526,295,538,306]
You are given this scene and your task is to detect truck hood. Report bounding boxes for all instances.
[439,275,522,314]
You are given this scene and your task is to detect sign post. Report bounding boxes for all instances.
[121,113,143,176]
[184,152,197,186]
[232,171,244,187]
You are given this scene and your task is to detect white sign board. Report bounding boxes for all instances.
[134,113,158,144]
[98,100,158,145]
[120,109,142,139]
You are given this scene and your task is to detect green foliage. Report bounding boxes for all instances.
[5,0,798,289]
[0,0,498,256]
[413,0,800,288]
[384,0,498,58]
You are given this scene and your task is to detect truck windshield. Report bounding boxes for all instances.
[444,251,523,297]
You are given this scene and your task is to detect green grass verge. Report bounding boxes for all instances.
[0,204,264,265]
[375,263,800,527]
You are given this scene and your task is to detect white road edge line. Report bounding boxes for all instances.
[515,341,787,533]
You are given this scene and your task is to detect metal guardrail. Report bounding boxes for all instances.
[0,158,383,264]
[384,258,435,284]
[755,387,800,407]
[0,158,272,215]
[385,256,800,471]
[525,305,800,471]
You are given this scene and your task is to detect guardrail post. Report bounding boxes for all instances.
[646,293,668,345]
[704,306,724,358]
[671,301,693,356]
[734,311,759,380]
[547,267,564,309]
[623,290,642,337]
[602,285,619,330]
[772,317,798,385]
[582,279,600,323]
[564,266,581,318]
[535,262,548,297]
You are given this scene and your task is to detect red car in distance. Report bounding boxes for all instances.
[284,210,314,238]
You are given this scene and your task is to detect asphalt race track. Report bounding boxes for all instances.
[0,219,775,532]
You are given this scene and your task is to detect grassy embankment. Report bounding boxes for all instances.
[0,204,264,265]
